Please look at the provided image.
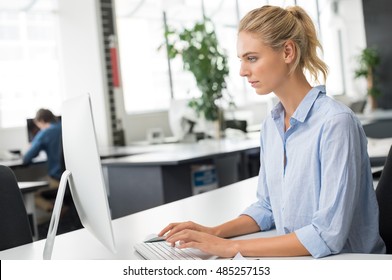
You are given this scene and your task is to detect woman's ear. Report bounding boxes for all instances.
[283,40,296,64]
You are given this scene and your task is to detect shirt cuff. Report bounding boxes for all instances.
[295,225,332,258]
[241,204,274,231]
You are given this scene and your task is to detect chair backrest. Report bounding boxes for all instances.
[376,145,392,254]
[0,165,33,251]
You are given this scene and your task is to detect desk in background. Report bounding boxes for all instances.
[18,181,49,241]
[1,176,390,260]
[358,109,392,139]
[0,153,48,182]
[357,109,392,124]
[101,135,260,219]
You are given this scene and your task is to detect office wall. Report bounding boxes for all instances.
[57,0,112,148]
[362,0,392,109]
[124,111,171,143]
[0,127,28,153]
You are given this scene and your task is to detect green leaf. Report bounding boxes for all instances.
[162,17,231,121]
[354,47,382,97]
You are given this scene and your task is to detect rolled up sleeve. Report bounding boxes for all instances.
[295,113,363,258]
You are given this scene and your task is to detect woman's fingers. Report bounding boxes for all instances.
[166,229,236,258]
[158,221,198,239]
[166,229,204,244]
[158,223,179,237]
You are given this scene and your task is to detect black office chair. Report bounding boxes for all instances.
[0,165,33,251]
[224,119,248,133]
[375,145,392,254]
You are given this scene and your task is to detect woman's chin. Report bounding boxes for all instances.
[255,89,272,95]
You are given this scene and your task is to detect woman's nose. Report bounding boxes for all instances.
[239,63,249,77]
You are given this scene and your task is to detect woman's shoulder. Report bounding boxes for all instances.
[314,95,364,133]
[317,94,358,120]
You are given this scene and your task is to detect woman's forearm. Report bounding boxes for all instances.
[232,232,310,257]
[212,215,261,238]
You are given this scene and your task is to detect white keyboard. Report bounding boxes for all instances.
[134,242,202,260]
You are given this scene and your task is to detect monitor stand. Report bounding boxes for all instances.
[43,170,72,260]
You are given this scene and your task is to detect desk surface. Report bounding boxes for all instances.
[357,109,392,124]
[100,131,390,167]
[18,181,49,193]
[101,134,260,166]
[0,152,47,168]
[1,176,390,260]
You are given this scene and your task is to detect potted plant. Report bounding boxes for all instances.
[354,47,381,111]
[164,17,232,137]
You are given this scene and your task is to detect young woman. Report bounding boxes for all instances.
[159,5,386,258]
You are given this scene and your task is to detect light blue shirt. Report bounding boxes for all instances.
[242,85,386,258]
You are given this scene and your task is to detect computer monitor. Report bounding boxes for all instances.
[43,94,116,259]
[26,118,40,142]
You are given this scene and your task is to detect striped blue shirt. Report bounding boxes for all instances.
[243,85,386,258]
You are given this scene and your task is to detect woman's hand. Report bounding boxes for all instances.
[166,229,238,258]
[158,221,216,239]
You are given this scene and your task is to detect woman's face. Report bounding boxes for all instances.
[237,31,289,95]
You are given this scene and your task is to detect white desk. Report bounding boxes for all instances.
[358,110,392,139]
[367,137,392,167]
[357,109,392,124]
[1,177,390,260]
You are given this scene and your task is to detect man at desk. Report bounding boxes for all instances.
[23,108,63,212]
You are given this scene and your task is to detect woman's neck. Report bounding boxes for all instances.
[274,70,312,119]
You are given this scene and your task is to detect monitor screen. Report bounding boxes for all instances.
[26,118,40,143]
[44,94,116,259]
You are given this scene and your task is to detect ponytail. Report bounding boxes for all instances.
[239,5,328,83]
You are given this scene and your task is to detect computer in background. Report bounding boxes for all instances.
[26,118,40,142]
[26,115,61,142]
[43,94,116,259]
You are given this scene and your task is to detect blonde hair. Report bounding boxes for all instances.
[239,5,328,83]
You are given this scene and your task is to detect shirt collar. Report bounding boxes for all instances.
[271,85,326,123]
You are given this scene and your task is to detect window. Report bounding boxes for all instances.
[116,0,366,115]
[0,0,61,128]
[116,0,273,114]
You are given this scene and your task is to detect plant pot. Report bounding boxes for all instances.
[202,119,221,139]
[368,95,378,111]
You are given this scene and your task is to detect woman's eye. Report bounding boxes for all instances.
[248,56,257,62]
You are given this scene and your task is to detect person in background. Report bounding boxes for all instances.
[23,108,63,211]
[159,5,386,258]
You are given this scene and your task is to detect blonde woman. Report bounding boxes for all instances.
[160,5,386,258]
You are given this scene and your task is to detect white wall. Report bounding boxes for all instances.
[320,0,367,99]
[0,127,28,154]
[57,0,112,148]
